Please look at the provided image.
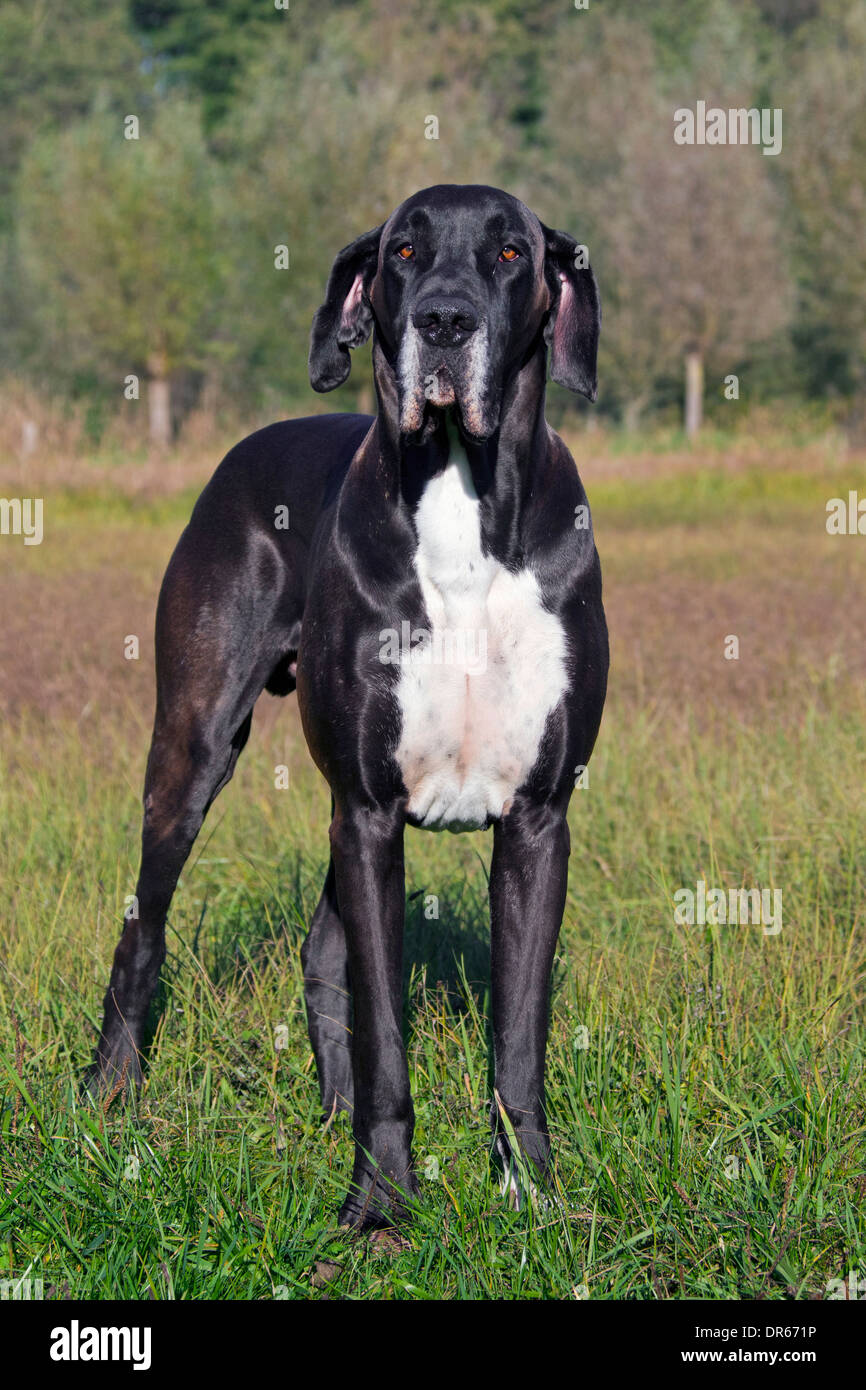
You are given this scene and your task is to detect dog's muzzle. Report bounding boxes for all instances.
[399,298,492,440]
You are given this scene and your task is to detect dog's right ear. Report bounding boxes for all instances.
[540,223,601,402]
[309,225,383,392]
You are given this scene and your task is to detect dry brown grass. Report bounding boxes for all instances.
[2,406,864,736]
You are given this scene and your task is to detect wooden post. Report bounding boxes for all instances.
[684,349,704,438]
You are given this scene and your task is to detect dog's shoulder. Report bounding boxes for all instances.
[186,413,374,542]
[220,413,374,474]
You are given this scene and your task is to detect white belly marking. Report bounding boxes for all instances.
[394,439,567,832]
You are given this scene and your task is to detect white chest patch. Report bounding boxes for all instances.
[394,441,568,832]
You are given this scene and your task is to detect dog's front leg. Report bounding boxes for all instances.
[329,801,417,1228]
[489,802,571,1202]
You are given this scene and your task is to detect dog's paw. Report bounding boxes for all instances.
[80,1047,142,1104]
[338,1166,419,1231]
[495,1134,561,1214]
[499,1162,563,1214]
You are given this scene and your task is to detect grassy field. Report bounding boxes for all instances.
[1,425,865,1300]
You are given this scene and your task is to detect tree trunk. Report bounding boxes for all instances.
[684,349,704,438]
[147,353,172,448]
[623,394,648,433]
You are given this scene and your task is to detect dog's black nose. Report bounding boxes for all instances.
[412,298,479,347]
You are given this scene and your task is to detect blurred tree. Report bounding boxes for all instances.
[128,0,289,129]
[17,104,230,443]
[754,0,822,34]
[786,0,866,416]
[0,0,862,433]
[544,5,790,434]
[0,0,141,227]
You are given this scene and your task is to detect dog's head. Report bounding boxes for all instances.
[309,184,600,441]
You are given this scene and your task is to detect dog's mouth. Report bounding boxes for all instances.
[425,363,457,409]
[398,329,496,443]
[407,381,485,447]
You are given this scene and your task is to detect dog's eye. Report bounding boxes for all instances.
[498,246,519,262]
[396,244,415,260]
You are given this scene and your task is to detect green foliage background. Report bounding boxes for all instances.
[1,0,864,428]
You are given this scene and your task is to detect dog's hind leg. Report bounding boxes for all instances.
[87,708,253,1093]
[86,533,292,1096]
[301,852,353,1118]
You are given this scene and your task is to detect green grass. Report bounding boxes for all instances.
[1,458,864,1300]
[2,697,864,1300]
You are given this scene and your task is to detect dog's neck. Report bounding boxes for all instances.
[370,337,551,526]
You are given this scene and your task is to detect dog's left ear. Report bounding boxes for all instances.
[309,224,383,392]
[540,224,601,401]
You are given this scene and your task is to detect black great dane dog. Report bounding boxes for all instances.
[88,184,609,1229]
